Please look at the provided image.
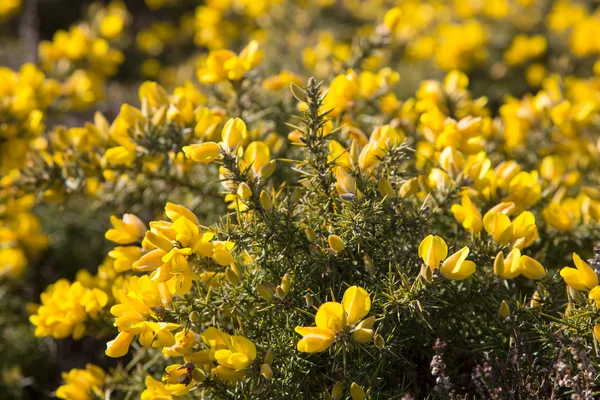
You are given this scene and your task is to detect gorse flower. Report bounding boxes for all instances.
[30,279,108,340]
[418,235,448,269]
[56,364,105,400]
[295,286,373,352]
[560,253,598,291]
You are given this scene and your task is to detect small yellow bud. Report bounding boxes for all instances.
[260,363,273,380]
[399,177,418,198]
[237,182,252,201]
[499,300,510,318]
[189,311,200,322]
[290,187,302,203]
[328,234,345,253]
[335,166,356,196]
[331,382,343,400]
[378,177,394,198]
[305,227,317,242]
[364,254,374,274]
[260,190,273,209]
[225,266,241,286]
[350,382,366,400]
[275,285,286,300]
[259,160,276,180]
[264,349,273,365]
[493,251,505,277]
[305,293,314,308]
[374,333,385,349]
[594,325,600,342]
[280,273,291,295]
[257,282,275,300]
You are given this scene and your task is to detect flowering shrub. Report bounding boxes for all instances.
[2,0,600,399]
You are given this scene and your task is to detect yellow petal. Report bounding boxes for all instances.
[315,302,346,332]
[573,253,598,290]
[105,331,135,358]
[342,286,371,325]
[418,235,448,269]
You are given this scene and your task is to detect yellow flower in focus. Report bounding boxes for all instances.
[295,286,372,352]
[418,235,448,269]
[221,117,247,152]
[182,142,221,163]
[494,249,546,280]
[560,253,598,291]
[440,247,476,280]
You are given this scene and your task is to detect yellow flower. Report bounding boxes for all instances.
[197,41,263,84]
[30,279,108,340]
[105,331,135,358]
[440,247,476,280]
[200,327,257,383]
[418,235,448,269]
[56,364,105,400]
[589,287,600,308]
[483,211,512,245]
[451,196,482,234]
[182,142,221,163]
[335,166,357,197]
[560,253,598,291]
[295,286,372,352]
[105,214,146,244]
[141,376,173,400]
[108,246,143,272]
[221,117,247,152]
[494,249,546,280]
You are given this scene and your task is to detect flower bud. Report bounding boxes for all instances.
[189,310,200,322]
[305,227,317,242]
[399,177,418,198]
[225,266,241,286]
[264,349,273,365]
[331,382,343,400]
[257,282,275,300]
[499,300,510,318]
[350,382,365,400]
[259,160,276,180]
[280,273,291,295]
[275,285,286,300]
[237,182,252,201]
[260,363,273,380]
[305,293,314,308]
[364,254,374,274]
[374,333,385,349]
[328,234,344,253]
[378,177,394,198]
[290,187,302,203]
[260,190,272,209]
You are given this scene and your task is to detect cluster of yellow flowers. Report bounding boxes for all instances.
[0,64,60,172]
[3,0,600,398]
[55,364,105,400]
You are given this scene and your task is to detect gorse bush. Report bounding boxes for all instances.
[2,0,600,399]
